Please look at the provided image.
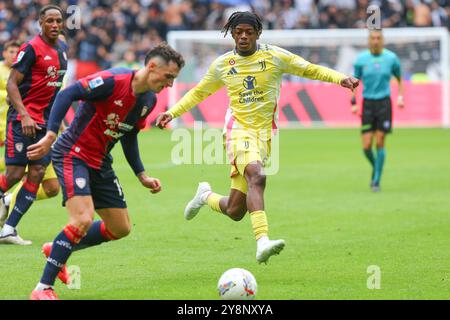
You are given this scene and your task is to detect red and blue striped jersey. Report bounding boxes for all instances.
[9,34,68,126]
[54,68,157,170]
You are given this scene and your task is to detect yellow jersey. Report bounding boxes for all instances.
[168,44,347,135]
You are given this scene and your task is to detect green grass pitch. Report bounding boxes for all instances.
[1,128,449,300]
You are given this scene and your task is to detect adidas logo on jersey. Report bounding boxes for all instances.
[114,100,123,107]
[227,67,238,75]
[44,55,52,60]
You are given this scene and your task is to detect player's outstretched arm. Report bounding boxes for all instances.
[340,77,360,91]
[156,61,224,130]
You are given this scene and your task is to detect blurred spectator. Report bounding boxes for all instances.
[280,0,301,29]
[380,0,403,28]
[430,0,448,26]
[414,0,433,26]
[114,49,142,69]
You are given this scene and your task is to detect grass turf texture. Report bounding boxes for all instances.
[0,128,449,300]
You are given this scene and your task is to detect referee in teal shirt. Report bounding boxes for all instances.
[352,29,404,192]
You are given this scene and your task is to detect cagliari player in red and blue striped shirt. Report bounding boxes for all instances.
[27,43,184,300]
[0,5,67,245]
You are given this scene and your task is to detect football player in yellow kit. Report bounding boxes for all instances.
[0,41,21,172]
[157,12,359,264]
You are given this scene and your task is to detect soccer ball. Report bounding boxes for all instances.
[217,268,257,300]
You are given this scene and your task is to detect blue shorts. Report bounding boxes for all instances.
[5,120,51,166]
[52,150,127,209]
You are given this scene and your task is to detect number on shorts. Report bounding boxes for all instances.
[113,178,123,197]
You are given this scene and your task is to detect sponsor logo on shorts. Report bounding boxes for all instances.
[383,120,391,129]
[75,177,86,189]
[15,143,23,152]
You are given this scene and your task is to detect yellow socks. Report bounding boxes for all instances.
[206,192,223,213]
[250,210,268,241]
[9,182,49,212]
[8,181,22,212]
[36,185,49,200]
[206,194,270,242]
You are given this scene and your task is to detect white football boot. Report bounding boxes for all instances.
[256,238,285,264]
[184,182,212,220]
[0,230,32,245]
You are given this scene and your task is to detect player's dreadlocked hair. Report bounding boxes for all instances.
[221,11,263,38]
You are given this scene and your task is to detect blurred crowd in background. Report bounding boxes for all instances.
[0,0,449,79]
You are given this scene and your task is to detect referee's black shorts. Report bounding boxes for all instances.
[361,97,392,134]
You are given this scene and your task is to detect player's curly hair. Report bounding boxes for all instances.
[39,4,64,18]
[144,42,185,69]
[221,11,263,38]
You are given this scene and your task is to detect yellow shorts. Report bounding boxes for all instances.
[23,162,57,181]
[43,162,57,181]
[225,130,271,194]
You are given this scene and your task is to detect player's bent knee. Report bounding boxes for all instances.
[109,224,131,239]
[6,169,25,185]
[229,213,245,222]
[247,173,266,188]
[226,207,247,221]
[45,187,60,198]
[43,181,60,198]
[74,216,94,234]
[27,166,46,182]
